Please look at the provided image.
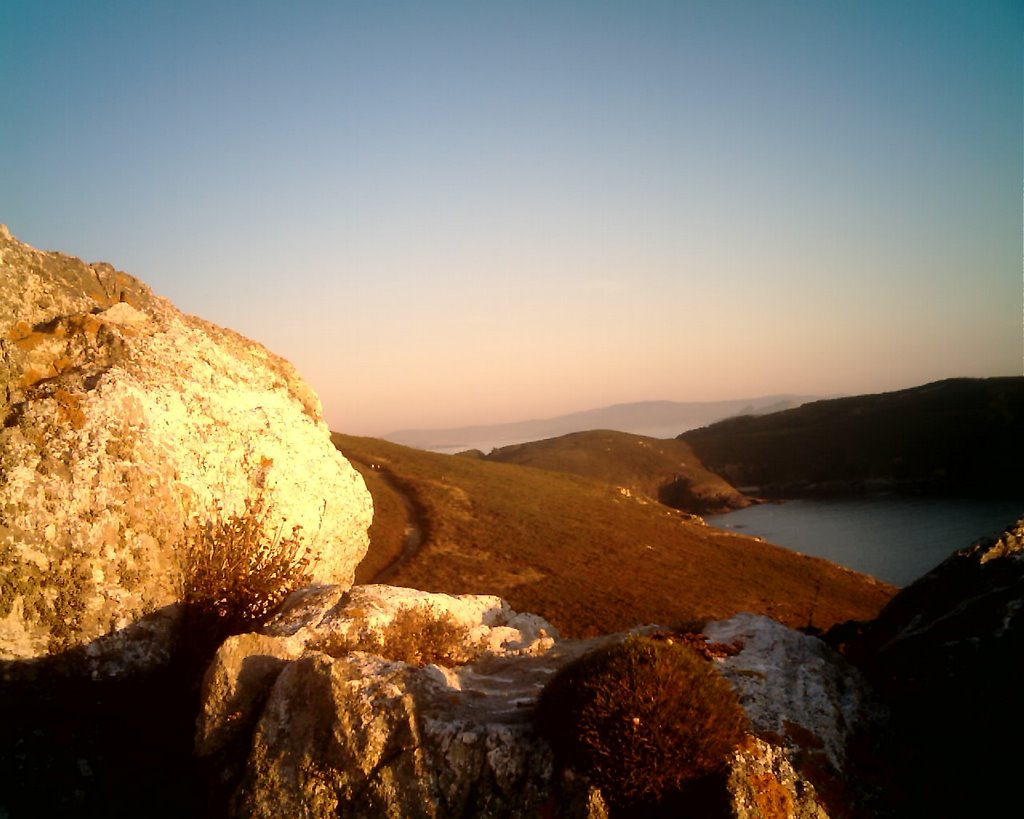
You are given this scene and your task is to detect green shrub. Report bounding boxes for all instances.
[313,606,485,667]
[535,637,747,811]
[179,493,311,638]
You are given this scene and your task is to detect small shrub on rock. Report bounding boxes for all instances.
[535,636,747,811]
[180,493,311,641]
[379,606,483,666]
[314,606,485,667]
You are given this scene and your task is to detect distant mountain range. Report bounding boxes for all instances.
[383,395,817,452]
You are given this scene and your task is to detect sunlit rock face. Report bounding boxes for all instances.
[0,225,373,670]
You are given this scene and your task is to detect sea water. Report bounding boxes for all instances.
[705,497,1024,587]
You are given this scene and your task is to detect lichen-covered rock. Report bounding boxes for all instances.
[0,226,372,671]
[705,614,881,775]
[704,613,886,817]
[728,737,829,819]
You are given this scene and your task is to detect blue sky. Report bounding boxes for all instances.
[3,1,1021,434]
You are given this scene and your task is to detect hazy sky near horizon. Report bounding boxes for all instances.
[3,1,1021,435]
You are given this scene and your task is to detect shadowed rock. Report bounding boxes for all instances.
[836,517,1024,816]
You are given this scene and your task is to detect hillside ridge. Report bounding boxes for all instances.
[477,428,751,515]
[681,376,1024,498]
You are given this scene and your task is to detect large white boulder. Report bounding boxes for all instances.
[0,225,373,671]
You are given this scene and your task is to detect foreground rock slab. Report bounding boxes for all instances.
[199,584,579,817]
[0,226,372,672]
[200,585,880,817]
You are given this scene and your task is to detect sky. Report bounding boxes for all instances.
[2,1,1021,435]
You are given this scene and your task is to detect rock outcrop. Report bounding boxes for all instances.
[0,226,373,672]
[836,516,1024,816]
[706,614,886,817]
[200,585,879,817]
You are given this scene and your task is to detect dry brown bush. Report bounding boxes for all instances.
[313,606,484,667]
[536,636,747,812]
[179,492,311,638]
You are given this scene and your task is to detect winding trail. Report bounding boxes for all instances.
[363,463,426,584]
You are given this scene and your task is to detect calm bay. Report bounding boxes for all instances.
[706,497,1024,587]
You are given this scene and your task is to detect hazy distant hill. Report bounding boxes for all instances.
[477,429,750,515]
[384,395,815,452]
[680,377,1024,497]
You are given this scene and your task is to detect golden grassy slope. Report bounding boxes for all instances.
[477,428,750,514]
[333,434,894,638]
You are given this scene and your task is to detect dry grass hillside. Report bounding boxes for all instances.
[333,434,894,638]
[474,429,751,514]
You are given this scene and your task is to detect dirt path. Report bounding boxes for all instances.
[364,464,426,584]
